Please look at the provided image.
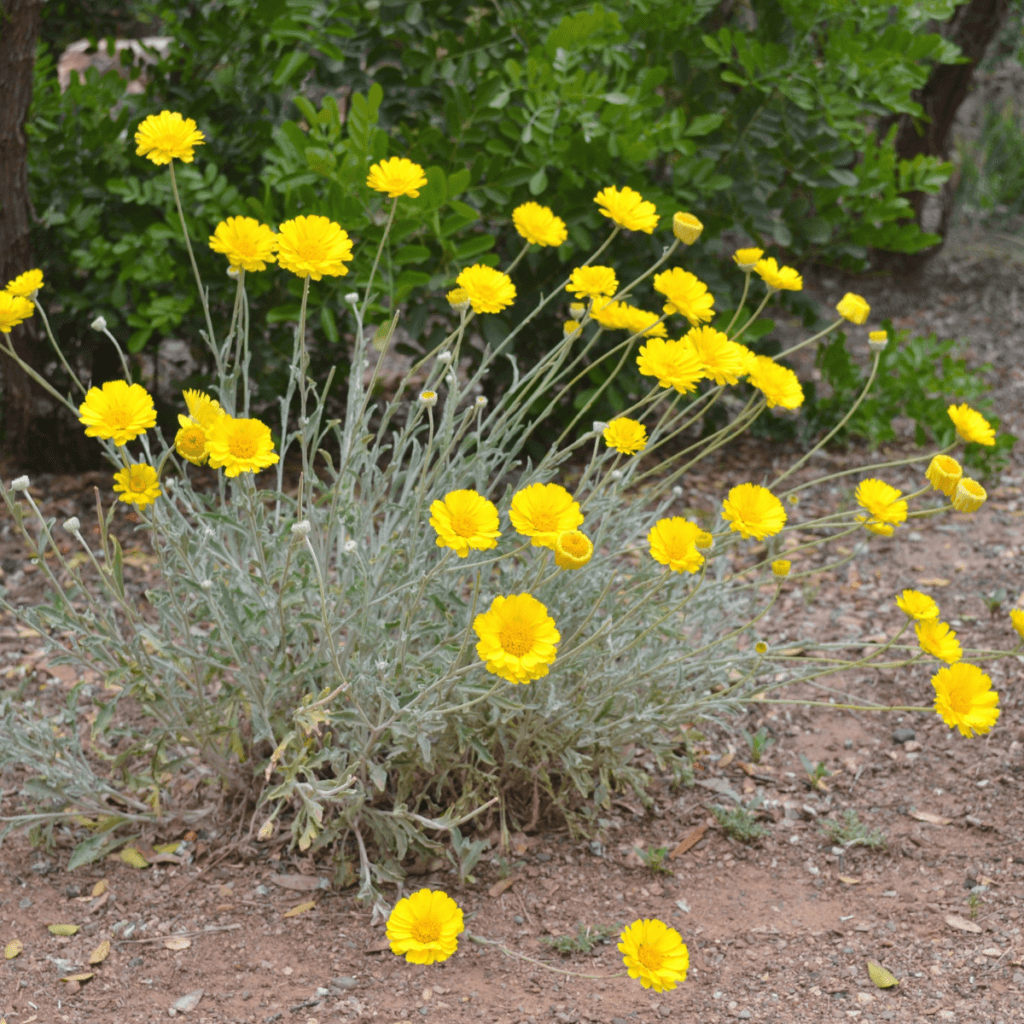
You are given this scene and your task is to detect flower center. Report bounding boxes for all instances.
[637,943,664,972]
[411,914,441,945]
[229,429,257,460]
[450,513,477,538]
[560,533,588,557]
[109,407,132,429]
[127,467,150,493]
[531,511,557,533]
[179,427,206,457]
[499,620,534,658]
[948,685,973,716]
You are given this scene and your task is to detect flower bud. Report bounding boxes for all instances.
[610,469,622,480]
[754,640,770,655]
[437,350,453,363]
[200,579,214,590]
[592,421,609,435]
[90,315,108,332]
[952,478,986,513]
[925,454,962,498]
[733,248,763,271]
[672,212,704,245]
[227,266,240,279]
[867,329,888,351]
[771,559,791,578]
[475,395,488,408]
[836,292,870,325]
[343,539,358,553]
[563,320,583,339]
[446,287,470,312]
[672,485,683,497]
[419,390,438,408]
[63,517,81,533]
[345,292,359,304]
[257,819,274,841]
[10,476,29,492]
[569,302,586,321]
[375,658,389,672]
[291,520,311,537]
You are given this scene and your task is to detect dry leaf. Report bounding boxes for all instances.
[257,819,274,841]
[48,924,80,936]
[164,936,192,951]
[152,842,183,855]
[945,914,982,934]
[867,961,899,988]
[282,900,316,918]
[917,578,950,587]
[60,972,95,983]
[88,940,110,965]
[910,810,951,826]
[838,875,861,885]
[4,939,23,959]
[487,876,519,898]
[669,824,707,859]
[120,847,149,869]
[718,750,735,769]
[271,874,325,892]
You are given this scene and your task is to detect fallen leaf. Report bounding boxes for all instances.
[4,939,23,959]
[164,936,191,951]
[977,875,997,887]
[282,900,315,918]
[88,940,110,965]
[60,972,95,983]
[669,824,707,859]
[917,578,950,587]
[980,947,1003,957]
[48,924,80,936]
[867,961,899,988]
[910,810,951,826]
[838,876,861,885]
[945,913,982,934]
[119,847,149,869]
[488,876,519,898]
[152,842,183,855]
[270,874,325,892]
[718,750,735,769]
[171,989,204,1013]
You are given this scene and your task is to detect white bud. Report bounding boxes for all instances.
[63,517,81,533]
[437,350,453,363]
[343,539,358,553]
[445,373,456,387]
[291,520,312,537]
[611,469,622,480]
[227,266,240,279]
[419,390,438,408]
[90,315,108,332]
[200,579,213,590]
[11,476,29,492]
[672,485,683,497]
[375,659,389,672]
[592,421,608,435]
[345,292,359,304]
[475,395,488,408]
[569,303,586,321]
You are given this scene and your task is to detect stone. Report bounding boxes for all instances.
[891,728,916,744]
[331,976,358,990]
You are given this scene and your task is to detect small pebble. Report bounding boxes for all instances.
[891,727,915,744]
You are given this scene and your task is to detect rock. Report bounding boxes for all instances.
[170,989,203,1013]
[891,728,915,744]
[1012,969,1024,985]
[330,976,358,990]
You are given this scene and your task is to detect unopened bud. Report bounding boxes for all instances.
[754,640,770,655]
[343,539,358,553]
[672,211,704,245]
[63,517,81,533]
[437,350,453,362]
[10,476,29,492]
[345,292,359,304]
[475,395,488,408]
[90,315,108,332]
[771,559,791,578]
[257,819,274,841]
[227,266,240,279]
[569,302,586,321]
[200,579,213,590]
[419,390,438,408]
[868,329,888,351]
[592,421,609,435]
[291,520,311,537]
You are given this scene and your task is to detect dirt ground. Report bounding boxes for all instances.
[2,226,1024,1024]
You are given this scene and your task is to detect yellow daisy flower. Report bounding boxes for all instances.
[925,454,962,497]
[896,589,939,621]
[366,156,428,198]
[771,559,791,578]
[0,292,35,334]
[836,292,870,324]
[652,268,715,326]
[952,478,986,513]
[456,264,516,314]
[684,326,748,386]
[209,217,278,272]
[205,416,280,477]
[509,482,583,549]
[175,423,209,466]
[566,265,618,301]
[721,483,787,540]
[276,215,353,280]
[733,247,764,270]
[78,380,157,445]
[590,301,666,337]
[748,355,804,409]
[931,662,1000,737]
[603,418,647,455]
[386,889,463,964]
[947,403,995,446]
[916,619,962,664]
[553,530,593,570]
[563,320,583,339]
[182,389,224,429]
[473,593,560,684]
[134,110,205,165]
[1009,609,1024,641]
[429,489,501,558]
[648,517,704,573]
[512,202,568,247]
[672,212,703,244]
[636,336,705,394]
[112,463,161,510]
[855,478,907,526]
[5,269,44,297]
[593,185,659,233]
[754,257,802,291]
[618,918,689,993]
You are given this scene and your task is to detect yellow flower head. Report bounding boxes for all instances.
[509,482,583,549]
[175,423,209,466]
[896,589,939,621]
[603,417,647,456]
[446,287,470,311]
[754,257,802,291]
[566,265,618,301]
[748,355,804,409]
[112,463,161,510]
[916,619,962,664]
[952,478,986,513]
[78,380,157,446]
[366,156,428,198]
[836,292,870,325]
[594,185,659,234]
[684,326,747,386]
[733,247,764,271]
[732,342,759,377]
[209,217,278,272]
[512,202,568,247]
[672,212,703,244]
[553,530,593,570]
[5,269,44,298]
[205,416,280,477]
[857,517,894,537]
[386,889,464,964]
[590,301,666,338]
[925,454,962,498]
[653,268,715,326]
[648,517,704,574]
[456,264,516,314]
[473,592,560,684]
[182,389,224,430]
[947,403,995,446]
[0,292,35,334]
[931,662,1000,737]
[276,216,353,280]
[134,110,205,165]
[722,483,787,541]
[563,319,583,339]
[429,489,501,558]
[618,918,689,993]
[771,559,791,578]
[636,336,705,394]
[1009,609,1024,641]
[855,478,907,526]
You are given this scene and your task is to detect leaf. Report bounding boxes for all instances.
[488,876,520,898]
[867,960,899,988]
[68,831,127,871]
[283,900,316,918]
[916,578,950,587]
[48,924,80,936]
[270,874,325,892]
[91,879,108,897]
[164,936,192,950]
[88,940,110,965]
[120,847,149,869]
[669,824,707,859]
[60,972,94,983]
[838,875,861,885]
[945,913,982,934]
[910,810,950,825]
[4,939,23,959]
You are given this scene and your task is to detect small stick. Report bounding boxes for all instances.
[115,923,242,944]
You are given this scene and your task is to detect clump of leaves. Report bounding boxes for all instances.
[743,726,774,764]
[819,809,887,850]
[712,804,769,844]
[967,891,982,920]
[633,845,673,875]
[540,922,620,956]
[799,752,832,791]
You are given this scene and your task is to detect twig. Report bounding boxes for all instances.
[115,923,242,944]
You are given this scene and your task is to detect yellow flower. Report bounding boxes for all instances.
[672,212,703,244]
[78,380,157,445]
[386,889,463,965]
[566,265,618,301]
[590,301,666,337]
[721,483,787,541]
[0,292,35,334]
[648,517,704,573]
[952,478,986,513]
[733,248,763,270]
[747,355,804,409]
[916,619,962,664]
[931,662,1000,737]
[947,403,995,446]
[636,336,705,394]
[446,287,470,311]
[209,217,278,272]
[925,454,961,497]
[553,530,593,570]
[1009,609,1024,641]
[771,559,791,578]
[509,482,583,549]
[205,416,280,477]
[366,156,428,198]
[868,329,888,350]
[276,216,353,280]
[473,593,560,683]
[684,326,747,386]
[857,518,894,537]
[134,110,204,165]
[754,257,802,291]
[175,423,209,465]
[653,268,715,326]
[429,489,501,557]
[112,463,161,509]
[836,292,870,324]
[896,589,939,621]
[563,320,583,339]
[182,389,224,429]
[5,269,44,297]
[594,185,659,233]
[855,478,907,526]
[512,202,567,247]
[456,264,516,314]
[733,342,759,377]
[618,918,689,993]
[603,417,647,455]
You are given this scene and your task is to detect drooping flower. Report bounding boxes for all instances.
[1009,609,1024,641]
[733,248,763,270]
[366,156,428,198]
[836,293,870,324]
[636,336,705,394]
[594,185,659,233]
[509,482,583,549]
[771,559,791,578]
[0,292,35,334]
[721,483,787,540]
[386,889,464,964]
[473,593,560,683]
[590,301,666,337]
[112,463,161,509]
[566,265,618,301]
[925,454,962,497]
[78,380,157,445]
[916,619,962,664]
[277,216,353,280]
[512,202,568,247]
[553,530,593,570]
[754,257,802,291]
[653,268,715,326]
[205,416,280,477]
[931,662,1000,737]
[855,478,907,526]
[747,355,804,409]
[683,326,747,386]
[456,265,516,314]
[952,478,986,513]
[648,517,704,573]
[896,589,939,621]
[603,418,647,455]
[134,110,205,165]
[672,212,703,244]
[5,269,44,298]
[209,217,278,272]
[429,489,501,557]
[618,918,689,993]
[947,403,995,446]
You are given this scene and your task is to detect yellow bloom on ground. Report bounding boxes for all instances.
[947,403,995,446]
[772,559,791,578]
[429,489,501,557]
[684,326,746,386]
[553,530,593,570]
[512,202,568,247]
[636,336,705,394]
[896,589,939,621]
[205,416,280,477]
[134,110,204,165]
[603,418,647,455]
[916,619,962,664]
[5,269,44,297]
[836,292,870,324]
[931,662,1000,737]
[925,454,962,497]
[733,247,763,270]
[594,185,659,233]
[386,889,464,965]
[591,301,666,337]
[509,482,583,549]
[456,264,516,314]
[566,265,618,301]
[0,292,35,334]
[653,268,715,326]
[648,517,704,573]
[473,593,560,684]
[112,463,161,510]
[366,156,428,198]
[754,257,802,291]
[747,355,804,409]
[618,918,689,993]
[952,478,986,513]
[855,478,907,526]
[209,217,278,272]
[446,287,470,310]
[1009,609,1024,640]
[722,483,787,540]
[78,380,156,445]
[276,216,353,280]
[672,212,703,244]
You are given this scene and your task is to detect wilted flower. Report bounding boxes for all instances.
[672,212,703,244]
